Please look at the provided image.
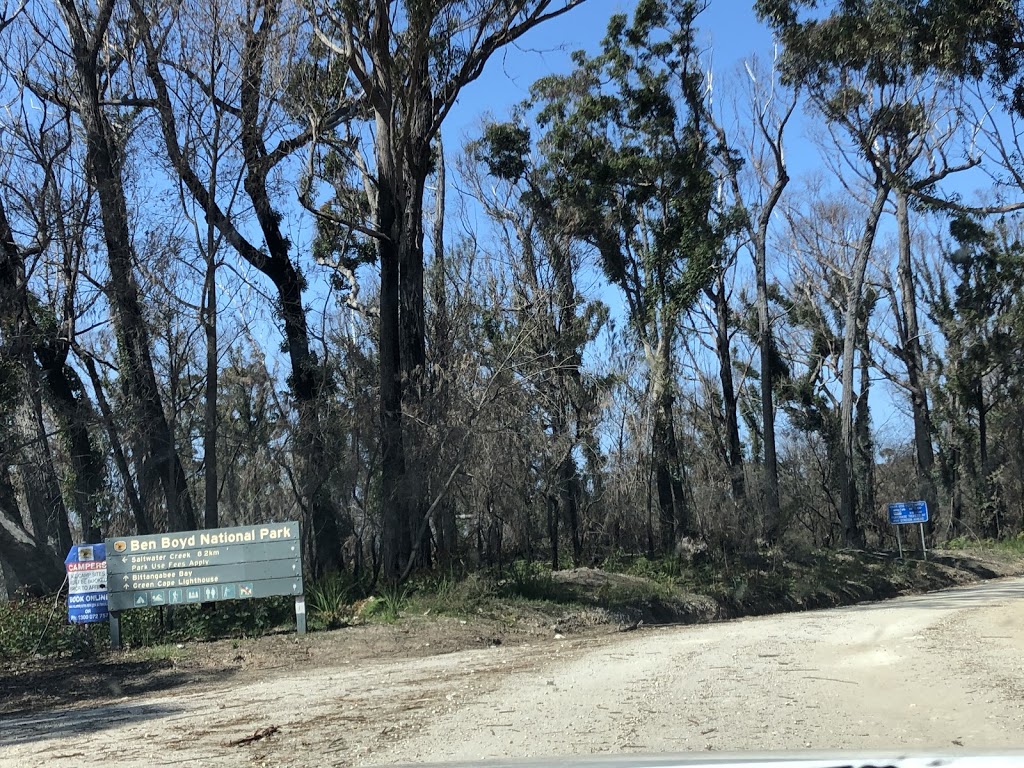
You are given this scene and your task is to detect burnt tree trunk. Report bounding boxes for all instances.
[708,274,745,500]
[58,0,196,534]
[894,191,937,525]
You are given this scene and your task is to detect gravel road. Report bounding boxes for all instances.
[4,577,1024,767]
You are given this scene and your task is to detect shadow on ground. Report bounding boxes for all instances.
[0,657,238,720]
[0,698,186,747]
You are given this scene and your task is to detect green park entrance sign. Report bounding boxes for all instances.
[104,521,305,648]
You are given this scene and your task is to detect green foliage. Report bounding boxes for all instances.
[757,0,1024,113]
[307,571,375,629]
[0,593,299,662]
[124,600,296,645]
[473,122,531,181]
[621,554,683,585]
[526,0,741,336]
[945,534,1024,556]
[0,596,104,660]
[500,560,562,601]
[308,574,356,629]
[362,585,409,622]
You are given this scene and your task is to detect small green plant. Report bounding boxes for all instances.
[407,568,464,615]
[624,555,684,587]
[501,560,559,601]
[376,584,409,621]
[359,585,409,622]
[429,570,458,603]
[308,575,354,629]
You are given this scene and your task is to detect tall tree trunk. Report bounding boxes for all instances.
[855,306,876,536]
[378,73,435,577]
[20,361,73,553]
[895,191,937,523]
[428,136,458,565]
[204,257,218,530]
[976,384,1004,537]
[710,275,745,500]
[397,90,433,570]
[58,0,196,534]
[756,243,781,538]
[82,355,150,534]
[378,118,410,583]
[649,336,688,550]
[0,466,64,595]
[203,105,222,531]
[559,439,583,567]
[838,185,889,548]
[399,163,430,568]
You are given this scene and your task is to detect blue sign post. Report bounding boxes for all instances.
[887,501,929,560]
[65,544,109,624]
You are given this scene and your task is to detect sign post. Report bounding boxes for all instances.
[65,544,109,624]
[887,501,929,560]
[104,521,304,648]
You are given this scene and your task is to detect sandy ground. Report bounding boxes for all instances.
[3,577,1024,767]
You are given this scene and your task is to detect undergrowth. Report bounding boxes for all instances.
[0,594,295,662]
[946,533,1024,557]
[5,544,1019,662]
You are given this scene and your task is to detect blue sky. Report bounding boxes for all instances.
[437,1,927,451]
[446,2,776,148]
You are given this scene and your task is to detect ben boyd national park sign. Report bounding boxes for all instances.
[103,521,306,646]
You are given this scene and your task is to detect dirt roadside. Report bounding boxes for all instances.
[2,560,1024,766]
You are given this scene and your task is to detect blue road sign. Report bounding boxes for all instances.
[888,500,929,525]
[65,544,109,624]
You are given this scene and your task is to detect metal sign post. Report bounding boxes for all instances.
[295,594,307,635]
[104,521,304,648]
[888,501,929,560]
[110,611,121,650]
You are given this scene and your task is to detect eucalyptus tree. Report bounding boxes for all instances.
[707,58,798,538]
[303,0,590,579]
[759,0,981,544]
[468,122,607,568]
[923,215,1024,537]
[10,0,201,535]
[127,0,348,573]
[523,0,736,550]
[757,0,1024,114]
